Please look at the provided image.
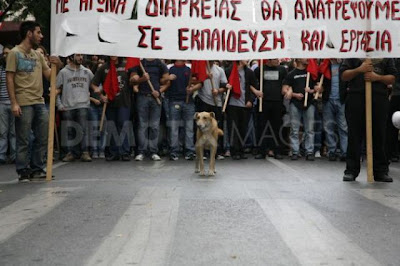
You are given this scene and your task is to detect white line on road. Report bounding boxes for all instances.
[266,158,314,182]
[355,189,400,212]
[86,186,181,266]
[257,199,381,266]
[0,187,79,243]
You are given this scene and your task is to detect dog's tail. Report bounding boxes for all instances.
[217,129,224,136]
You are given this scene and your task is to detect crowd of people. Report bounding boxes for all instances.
[1,21,399,183]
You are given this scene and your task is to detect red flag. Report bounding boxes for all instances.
[319,59,331,80]
[191,60,208,82]
[103,61,120,101]
[125,57,141,71]
[229,62,241,99]
[307,59,319,81]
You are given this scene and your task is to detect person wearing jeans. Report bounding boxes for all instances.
[165,60,199,160]
[6,21,63,182]
[0,44,16,164]
[129,59,169,161]
[282,59,317,161]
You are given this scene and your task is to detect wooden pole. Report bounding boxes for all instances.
[139,62,162,105]
[99,102,107,132]
[222,88,231,113]
[46,64,57,181]
[365,58,374,183]
[206,61,218,106]
[304,72,310,108]
[259,60,263,113]
[314,75,324,100]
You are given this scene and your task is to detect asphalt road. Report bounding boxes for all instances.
[0,156,400,266]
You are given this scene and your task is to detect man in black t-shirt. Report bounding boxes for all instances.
[340,58,396,182]
[282,59,317,161]
[254,59,287,159]
[129,59,169,161]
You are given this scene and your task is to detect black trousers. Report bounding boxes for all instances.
[386,95,400,159]
[196,97,224,155]
[227,105,251,156]
[256,101,284,155]
[345,93,389,176]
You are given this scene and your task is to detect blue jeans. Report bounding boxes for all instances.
[15,104,48,174]
[88,105,106,154]
[314,108,323,153]
[137,94,161,155]
[61,108,89,157]
[323,99,348,156]
[169,101,195,156]
[0,103,16,162]
[106,106,131,156]
[289,103,315,155]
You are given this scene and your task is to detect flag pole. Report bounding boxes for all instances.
[222,88,231,113]
[206,61,218,106]
[304,72,310,108]
[99,102,107,132]
[46,63,57,181]
[139,62,162,105]
[259,60,263,113]
[314,75,324,100]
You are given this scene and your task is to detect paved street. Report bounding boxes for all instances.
[0,157,400,266]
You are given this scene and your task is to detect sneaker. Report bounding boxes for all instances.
[255,154,266,159]
[216,154,225,160]
[121,154,131,161]
[185,154,195,161]
[224,150,231,157]
[170,154,179,161]
[92,153,99,159]
[99,152,105,159]
[62,152,75,162]
[18,173,30,183]
[81,152,92,162]
[30,170,54,180]
[232,155,241,160]
[274,154,283,160]
[314,151,321,158]
[135,154,145,161]
[291,154,298,161]
[151,154,161,161]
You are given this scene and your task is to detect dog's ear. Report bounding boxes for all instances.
[210,112,216,118]
[194,112,199,120]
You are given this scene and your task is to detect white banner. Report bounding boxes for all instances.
[51,0,399,59]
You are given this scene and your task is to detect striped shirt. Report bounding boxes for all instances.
[0,65,10,104]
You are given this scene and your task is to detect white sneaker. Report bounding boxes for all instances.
[99,152,105,159]
[151,154,161,161]
[135,154,145,161]
[315,151,321,158]
[217,155,225,160]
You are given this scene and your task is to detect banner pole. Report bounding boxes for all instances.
[314,75,324,100]
[365,58,374,183]
[139,62,162,105]
[259,60,263,113]
[46,64,57,181]
[304,72,310,108]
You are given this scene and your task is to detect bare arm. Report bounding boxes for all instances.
[6,72,22,117]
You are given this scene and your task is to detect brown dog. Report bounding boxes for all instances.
[194,112,223,176]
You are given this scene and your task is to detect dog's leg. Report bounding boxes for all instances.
[195,144,200,173]
[198,146,205,176]
[208,144,217,176]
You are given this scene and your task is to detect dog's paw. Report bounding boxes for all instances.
[208,170,215,176]
[199,171,206,176]
[195,169,200,173]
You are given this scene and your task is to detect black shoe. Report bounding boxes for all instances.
[121,154,131,161]
[274,154,283,160]
[374,174,393,182]
[240,154,248,159]
[306,154,315,161]
[343,173,357,182]
[106,155,120,161]
[232,155,241,160]
[18,173,31,183]
[391,156,399,163]
[291,154,298,161]
[255,154,265,159]
[328,154,337,161]
[340,155,346,162]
